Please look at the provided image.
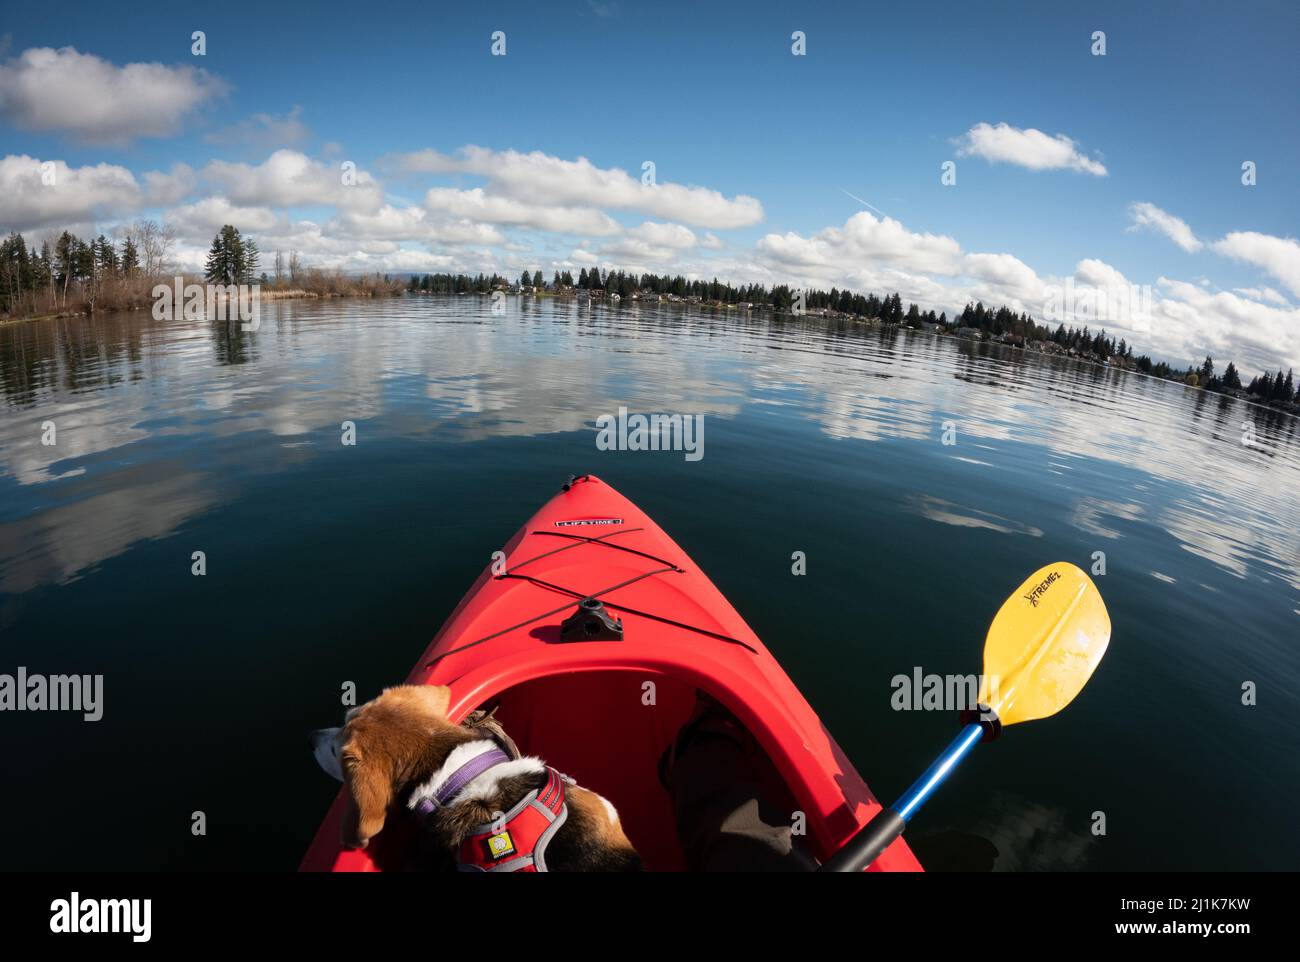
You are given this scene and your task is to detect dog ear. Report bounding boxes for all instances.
[340,745,392,849]
[410,684,452,719]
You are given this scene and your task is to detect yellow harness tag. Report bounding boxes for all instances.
[484,831,516,860]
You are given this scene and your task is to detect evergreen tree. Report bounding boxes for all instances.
[241,236,259,283]
[205,225,248,284]
[73,239,94,283]
[121,236,140,275]
[94,235,118,279]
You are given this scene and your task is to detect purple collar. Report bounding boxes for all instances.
[414,746,511,819]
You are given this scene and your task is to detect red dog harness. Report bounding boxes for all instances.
[456,766,569,872]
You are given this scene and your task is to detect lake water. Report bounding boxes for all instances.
[2,296,1298,871]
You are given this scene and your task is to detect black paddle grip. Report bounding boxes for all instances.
[818,807,907,872]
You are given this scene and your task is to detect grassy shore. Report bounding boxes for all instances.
[0,269,405,328]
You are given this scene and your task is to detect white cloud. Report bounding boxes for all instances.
[593,222,701,264]
[758,211,963,277]
[625,221,697,249]
[956,122,1107,176]
[142,165,197,206]
[168,196,280,239]
[205,106,310,148]
[749,208,1300,370]
[394,146,763,229]
[0,46,225,143]
[1152,277,1300,372]
[0,155,204,233]
[1211,231,1300,299]
[0,154,141,230]
[203,150,383,212]
[962,252,1043,303]
[1232,287,1288,306]
[423,186,620,235]
[6,135,1294,374]
[328,204,504,245]
[1128,202,1202,252]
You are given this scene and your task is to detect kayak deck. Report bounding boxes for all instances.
[301,475,921,871]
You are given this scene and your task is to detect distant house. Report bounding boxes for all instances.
[956,326,984,340]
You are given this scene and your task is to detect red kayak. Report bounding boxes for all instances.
[301,475,922,871]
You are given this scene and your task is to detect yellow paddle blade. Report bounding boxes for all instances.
[977,562,1111,727]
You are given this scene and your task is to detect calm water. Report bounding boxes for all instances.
[2,296,1298,871]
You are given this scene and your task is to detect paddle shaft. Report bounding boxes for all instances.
[820,722,984,872]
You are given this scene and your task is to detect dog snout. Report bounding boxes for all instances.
[311,726,346,781]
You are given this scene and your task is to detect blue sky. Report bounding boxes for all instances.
[2,0,1298,371]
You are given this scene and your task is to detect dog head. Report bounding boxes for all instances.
[311,685,463,849]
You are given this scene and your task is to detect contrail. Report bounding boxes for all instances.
[840,188,887,217]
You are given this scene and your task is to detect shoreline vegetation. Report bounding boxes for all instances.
[409,268,1300,416]
[3,223,1296,414]
[0,223,404,328]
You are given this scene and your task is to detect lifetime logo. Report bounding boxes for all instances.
[1023,571,1061,608]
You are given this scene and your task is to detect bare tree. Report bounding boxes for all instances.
[127,219,177,278]
[289,249,301,283]
[274,250,284,284]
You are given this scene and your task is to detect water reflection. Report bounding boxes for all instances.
[2,296,1298,609]
[965,791,1097,872]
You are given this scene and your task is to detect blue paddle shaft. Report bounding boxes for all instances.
[818,722,984,871]
[895,722,984,820]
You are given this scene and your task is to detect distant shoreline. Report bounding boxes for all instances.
[6,286,1297,419]
[0,282,401,330]
[416,288,1300,418]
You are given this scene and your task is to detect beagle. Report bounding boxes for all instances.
[311,685,641,872]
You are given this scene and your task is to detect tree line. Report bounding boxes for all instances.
[203,224,403,298]
[406,265,1300,409]
[0,222,175,317]
[4,227,1295,409]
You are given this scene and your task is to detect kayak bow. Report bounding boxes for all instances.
[301,475,921,872]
